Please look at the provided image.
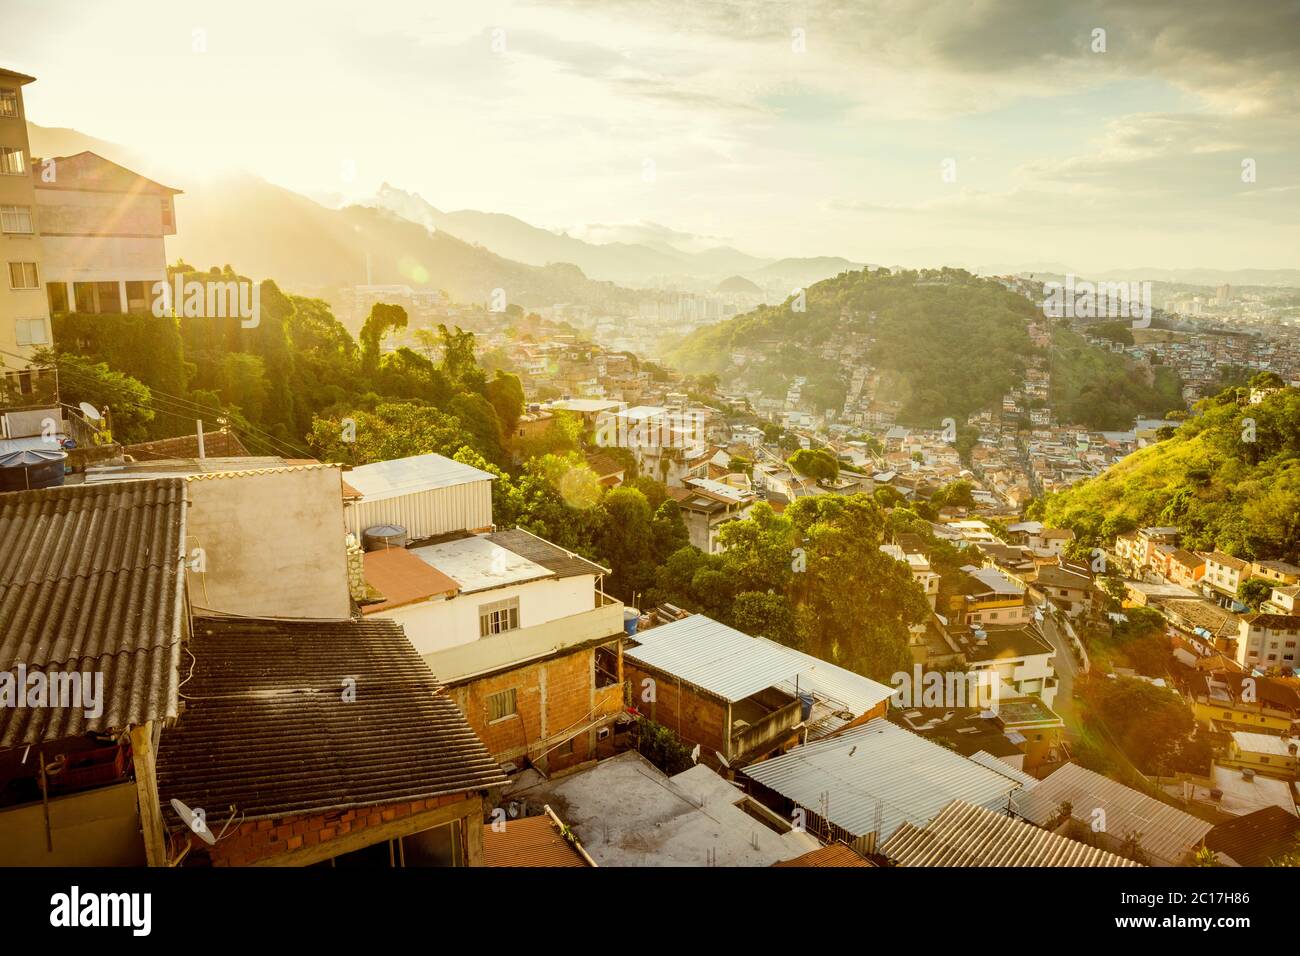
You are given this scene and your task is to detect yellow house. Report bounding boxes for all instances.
[1223,732,1299,780]
[1191,670,1300,734]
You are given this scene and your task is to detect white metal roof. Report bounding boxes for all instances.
[743,719,1023,840]
[625,616,804,703]
[968,751,1039,789]
[1011,763,1211,866]
[410,536,552,593]
[882,800,1137,867]
[758,637,895,715]
[344,453,495,502]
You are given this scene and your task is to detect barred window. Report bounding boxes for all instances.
[478,597,519,637]
[487,688,517,722]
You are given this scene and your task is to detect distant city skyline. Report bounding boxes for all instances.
[4,0,1298,273]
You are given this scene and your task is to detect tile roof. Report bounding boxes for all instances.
[743,719,1023,842]
[883,800,1138,867]
[1011,763,1212,866]
[362,547,459,613]
[771,843,873,867]
[485,528,609,578]
[482,809,593,867]
[1204,806,1300,867]
[156,617,507,825]
[0,479,187,747]
[32,151,183,195]
[123,430,250,461]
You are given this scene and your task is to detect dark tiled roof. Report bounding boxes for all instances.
[123,430,250,461]
[156,617,507,825]
[1205,806,1300,867]
[0,479,187,747]
[486,528,609,578]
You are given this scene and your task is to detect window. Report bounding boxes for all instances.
[8,262,38,289]
[0,147,25,176]
[0,88,18,118]
[478,597,520,637]
[46,281,67,313]
[487,688,517,722]
[0,205,34,234]
[14,317,49,347]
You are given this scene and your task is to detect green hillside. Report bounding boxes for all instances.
[1033,380,1300,561]
[664,267,1178,429]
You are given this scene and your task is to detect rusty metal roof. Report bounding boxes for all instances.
[771,844,873,867]
[156,617,508,825]
[0,479,187,747]
[362,547,460,613]
[483,810,593,867]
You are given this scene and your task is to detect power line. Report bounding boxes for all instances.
[3,346,316,460]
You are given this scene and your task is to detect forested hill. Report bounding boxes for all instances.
[1032,379,1300,562]
[663,267,1179,430]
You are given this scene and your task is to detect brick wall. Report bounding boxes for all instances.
[197,792,471,867]
[450,643,622,773]
[624,663,729,755]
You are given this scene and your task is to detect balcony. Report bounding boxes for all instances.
[729,687,802,762]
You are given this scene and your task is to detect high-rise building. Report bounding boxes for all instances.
[0,68,50,382]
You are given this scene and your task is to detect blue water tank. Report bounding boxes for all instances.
[623,607,640,637]
[0,448,67,493]
[798,690,815,721]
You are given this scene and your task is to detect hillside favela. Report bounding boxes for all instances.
[1,0,1296,936]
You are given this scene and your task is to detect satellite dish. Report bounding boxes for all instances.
[714,751,730,769]
[170,798,216,845]
[78,402,102,422]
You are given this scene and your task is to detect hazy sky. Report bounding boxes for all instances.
[5,0,1298,272]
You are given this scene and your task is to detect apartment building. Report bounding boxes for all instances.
[34,150,181,315]
[0,68,49,379]
[1236,613,1300,670]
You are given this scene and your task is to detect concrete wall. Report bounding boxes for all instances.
[382,574,597,658]
[0,781,145,866]
[185,466,351,619]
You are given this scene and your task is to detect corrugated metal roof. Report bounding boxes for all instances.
[1011,763,1212,866]
[761,637,895,715]
[0,479,187,747]
[156,617,507,825]
[482,811,592,867]
[967,751,1040,789]
[626,616,805,702]
[742,719,1023,841]
[344,453,495,502]
[882,800,1138,867]
[362,547,459,613]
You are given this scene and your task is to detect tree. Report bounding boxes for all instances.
[359,303,408,376]
[787,448,839,482]
[1238,577,1275,610]
[33,348,155,442]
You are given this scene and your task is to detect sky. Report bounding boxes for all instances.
[4,0,1299,273]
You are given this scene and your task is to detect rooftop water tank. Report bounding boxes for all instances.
[623,607,639,637]
[0,448,67,493]
[362,523,408,552]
